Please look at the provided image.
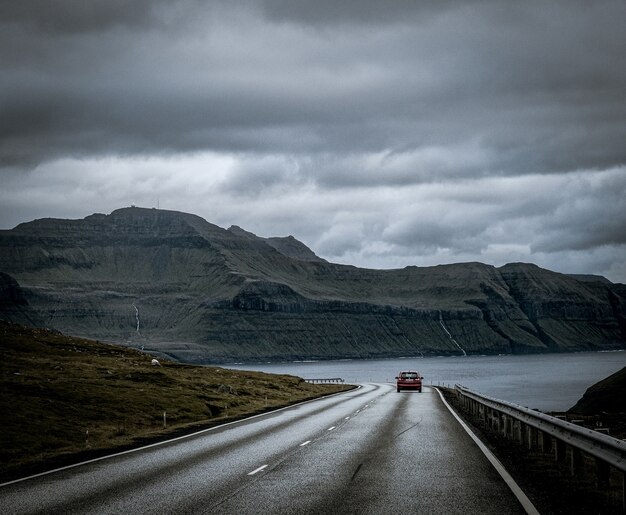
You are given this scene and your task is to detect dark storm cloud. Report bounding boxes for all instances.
[2,0,625,173]
[0,0,189,33]
[260,0,461,26]
[1,0,625,281]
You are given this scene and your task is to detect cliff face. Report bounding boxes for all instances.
[1,207,624,363]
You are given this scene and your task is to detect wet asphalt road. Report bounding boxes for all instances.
[0,384,526,514]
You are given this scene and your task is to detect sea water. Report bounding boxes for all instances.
[226,351,626,411]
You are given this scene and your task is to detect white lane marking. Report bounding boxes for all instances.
[434,388,539,515]
[0,387,353,488]
[248,465,268,476]
[300,440,311,447]
[355,410,360,413]
[345,416,350,420]
[328,426,336,431]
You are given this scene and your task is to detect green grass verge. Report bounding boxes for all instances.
[0,321,352,481]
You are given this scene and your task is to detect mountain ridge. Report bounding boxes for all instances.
[1,207,624,363]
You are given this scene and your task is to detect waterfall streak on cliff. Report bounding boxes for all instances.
[132,303,140,334]
[439,311,466,356]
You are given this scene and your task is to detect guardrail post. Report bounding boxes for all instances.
[527,425,535,450]
[555,438,566,463]
[537,429,545,453]
[504,414,510,438]
[570,447,582,477]
[489,409,494,430]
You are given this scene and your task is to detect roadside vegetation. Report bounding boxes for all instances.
[0,321,351,482]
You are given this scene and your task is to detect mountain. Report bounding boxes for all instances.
[1,207,624,363]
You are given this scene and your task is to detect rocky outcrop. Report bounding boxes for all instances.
[1,207,624,363]
[264,236,327,263]
[0,272,42,327]
[228,225,326,263]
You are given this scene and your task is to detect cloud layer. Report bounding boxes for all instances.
[1,1,625,282]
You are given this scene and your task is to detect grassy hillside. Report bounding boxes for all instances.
[0,321,350,481]
[568,365,626,415]
[566,365,626,441]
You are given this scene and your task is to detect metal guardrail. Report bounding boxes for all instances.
[454,384,626,510]
[304,378,345,384]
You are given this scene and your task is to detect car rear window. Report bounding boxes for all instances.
[401,372,418,379]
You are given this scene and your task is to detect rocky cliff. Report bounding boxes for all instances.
[1,207,624,363]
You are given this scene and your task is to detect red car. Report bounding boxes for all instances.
[396,371,423,392]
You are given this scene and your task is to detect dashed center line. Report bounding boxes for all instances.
[345,416,350,420]
[300,440,311,447]
[248,465,268,476]
[328,426,336,431]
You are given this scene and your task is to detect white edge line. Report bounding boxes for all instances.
[300,440,311,447]
[248,464,268,476]
[434,387,540,515]
[1,386,357,488]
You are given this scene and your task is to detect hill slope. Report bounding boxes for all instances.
[1,207,624,362]
[568,366,626,415]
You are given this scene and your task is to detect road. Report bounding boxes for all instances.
[0,384,527,514]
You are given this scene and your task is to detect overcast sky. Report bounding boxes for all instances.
[1,1,625,282]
